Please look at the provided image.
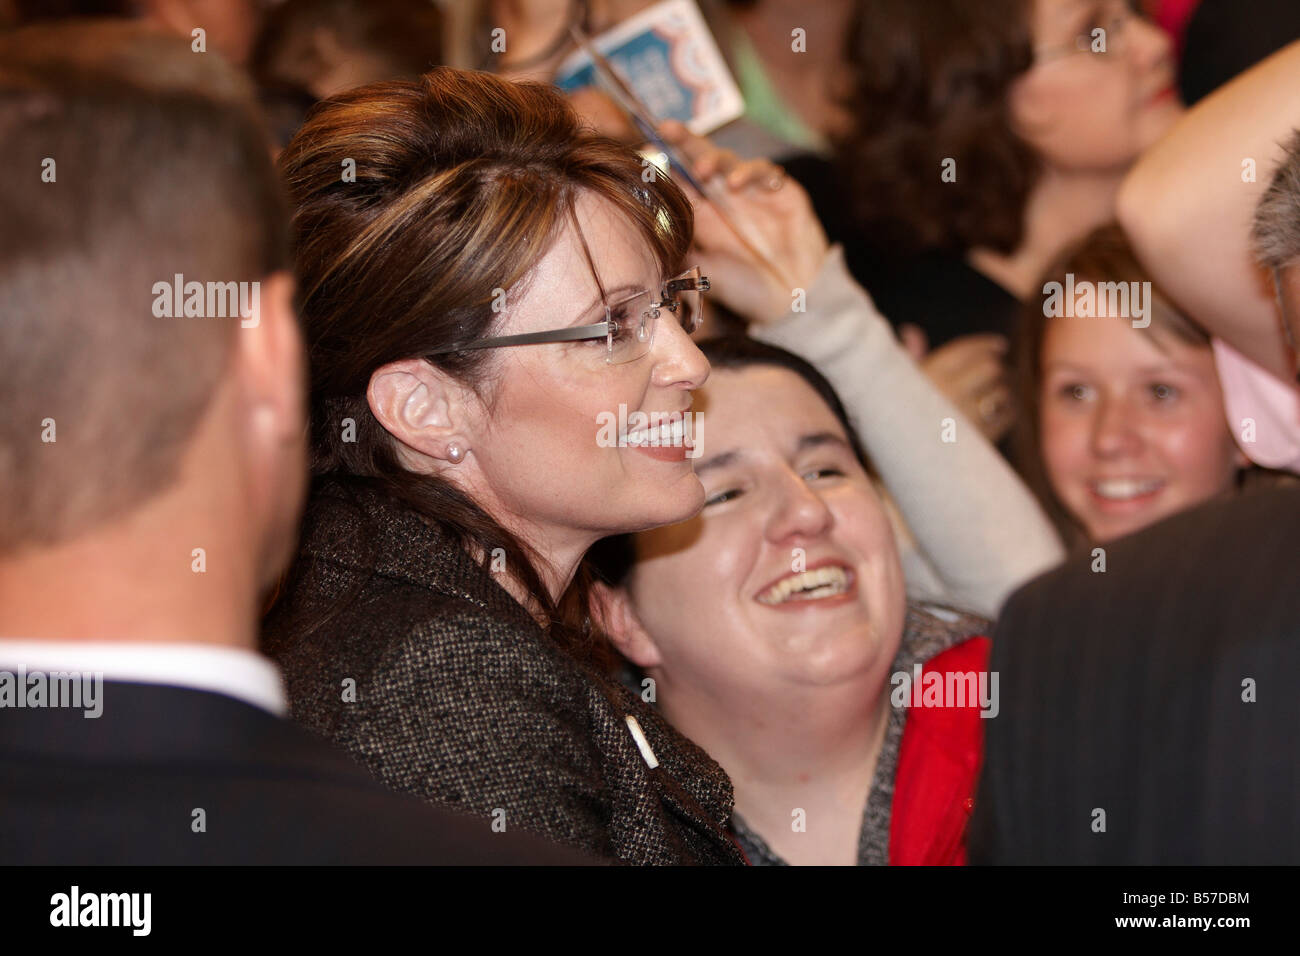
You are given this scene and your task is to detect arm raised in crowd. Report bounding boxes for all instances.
[662,124,1065,616]
[1118,39,1300,383]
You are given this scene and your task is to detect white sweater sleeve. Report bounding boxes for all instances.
[749,245,1065,617]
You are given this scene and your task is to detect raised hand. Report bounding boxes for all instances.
[658,120,829,326]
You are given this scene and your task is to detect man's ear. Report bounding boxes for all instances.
[367,359,473,466]
[236,270,304,449]
[589,580,663,670]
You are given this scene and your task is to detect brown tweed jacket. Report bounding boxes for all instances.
[262,479,746,865]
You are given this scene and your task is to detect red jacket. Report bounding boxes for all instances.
[889,635,991,865]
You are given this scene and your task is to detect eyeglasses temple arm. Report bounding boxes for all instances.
[426,322,611,357]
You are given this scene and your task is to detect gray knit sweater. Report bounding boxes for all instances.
[731,603,991,865]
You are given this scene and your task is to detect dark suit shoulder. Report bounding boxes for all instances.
[0,683,587,864]
[1001,487,1300,632]
[977,489,1300,864]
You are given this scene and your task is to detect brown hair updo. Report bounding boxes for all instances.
[277,67,694,658]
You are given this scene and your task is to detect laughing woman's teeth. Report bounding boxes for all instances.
[1091,478,1164,501]
[757,566,850,605]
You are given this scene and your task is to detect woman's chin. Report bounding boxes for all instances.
[613,480,706,536]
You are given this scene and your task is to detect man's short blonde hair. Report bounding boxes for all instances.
[0,22,287,554]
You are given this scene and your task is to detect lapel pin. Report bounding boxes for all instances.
[624,714,659,769]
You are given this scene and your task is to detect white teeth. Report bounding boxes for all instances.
[757,566,850,605]
[1091,478,1164,501]
[625,417,689,447]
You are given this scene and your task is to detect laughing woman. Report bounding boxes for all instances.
[590,337,993,866]
[261,68,745,864]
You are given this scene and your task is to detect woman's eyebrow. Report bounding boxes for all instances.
[1042,361,1097,375]
[1133,362,1215,380]
[567,283,645,324]
[794,432,853,454]
[694,449,742,477]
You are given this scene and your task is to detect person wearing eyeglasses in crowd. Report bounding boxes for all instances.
[260,67,751,865]
[0,21,584,867]
[781,0,1182,446]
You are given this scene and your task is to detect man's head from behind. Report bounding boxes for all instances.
[0,22,306,602]
[1253,128,1300,382]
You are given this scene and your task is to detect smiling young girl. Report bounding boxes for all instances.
[1014,224,1249,546]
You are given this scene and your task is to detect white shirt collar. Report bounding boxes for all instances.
[0,640,287,716]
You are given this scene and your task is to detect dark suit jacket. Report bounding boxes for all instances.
[262,480,746,866]
[0,681,586,864]
[969,488,1300,864]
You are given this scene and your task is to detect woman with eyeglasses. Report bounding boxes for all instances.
[785,0,1183,445]
[261,68,768,864]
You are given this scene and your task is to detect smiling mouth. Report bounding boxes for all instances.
[756,565,854,605]
[1088,478,1165,502]
[624,417,692,448]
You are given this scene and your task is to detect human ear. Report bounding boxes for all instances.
[227,270,307,585]
[367,359,474,466]
[236,270,304,449]
[589,580,663,669]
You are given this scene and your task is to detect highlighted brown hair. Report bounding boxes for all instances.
[276,67,694,658]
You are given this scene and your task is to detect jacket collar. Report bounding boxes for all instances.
[298,478,539,632]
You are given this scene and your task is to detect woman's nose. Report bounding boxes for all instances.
[1089,394,1144,458]
[765,472,834,543]
[1125,10,1174,74]
[649,318,710,391]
